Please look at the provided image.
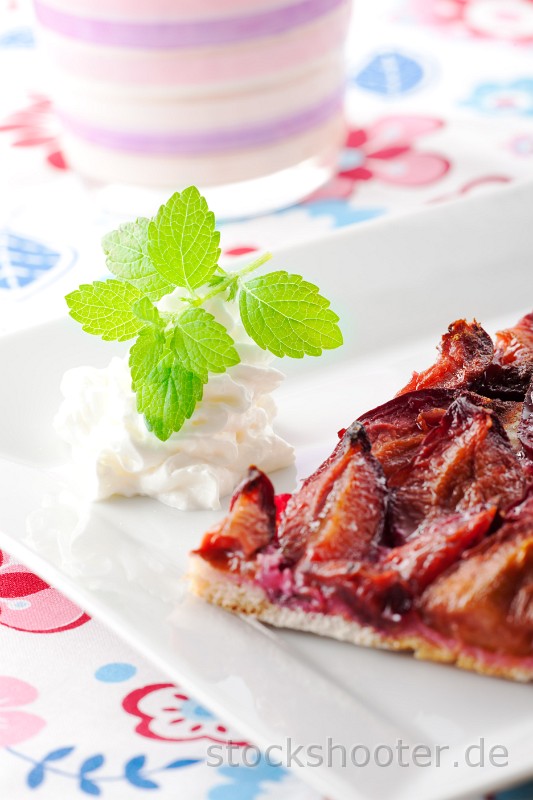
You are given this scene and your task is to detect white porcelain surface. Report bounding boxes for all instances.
[1,181,533,800]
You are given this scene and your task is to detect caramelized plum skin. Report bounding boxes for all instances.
[397,320,493,396]
[391,396,526,540]
[300,508,496,624]
[278,422,388,564]
[494,312,533,367]
[194,311,533,659]
[360,389,523,480]
[196,467,276,559]
[421,496,533,656]
[381,507,496,592]
[359,389,454,485]
[301,560,413,624]
[473,313,533,399]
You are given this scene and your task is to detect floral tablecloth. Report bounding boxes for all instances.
[2,1,533,798]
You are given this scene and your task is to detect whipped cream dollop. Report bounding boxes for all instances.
[54,293,294,510]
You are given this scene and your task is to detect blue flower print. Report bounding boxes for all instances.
[463,79,533,117]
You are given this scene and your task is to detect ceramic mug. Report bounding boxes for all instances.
[33,0,351,210]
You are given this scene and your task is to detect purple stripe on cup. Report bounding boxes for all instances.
[34,0,347,49]
[59,90,344,156]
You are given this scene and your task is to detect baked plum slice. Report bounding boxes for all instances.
[494,312,533,367]
[278,422,388,564]
[397,320,493,396]
[301,559,412,624]
[360,389,523,485]
[381,506,497,593]
[195,467,276,560]
[358,389,454,486]
[474,312,533,400]
[391,395,526,540]
[303,506,496,625]
[420,495,533,656]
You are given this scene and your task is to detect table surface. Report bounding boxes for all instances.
[2,1,533,798]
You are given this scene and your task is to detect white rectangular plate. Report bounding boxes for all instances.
[2,182,533,800]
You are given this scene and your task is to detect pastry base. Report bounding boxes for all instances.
[189,555,533,683]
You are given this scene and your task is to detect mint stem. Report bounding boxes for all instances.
[190,252,273,307]
[235,251,273,277]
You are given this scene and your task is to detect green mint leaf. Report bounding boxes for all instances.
[130,327,203,441]
[148,186,220,292]
[102,218,174,301]
[66,279,146,342]
[172,307,240,381]
[238,271,343,358]
[132,296,161,326]
[129,325,165,386]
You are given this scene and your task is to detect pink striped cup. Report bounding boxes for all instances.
[34,0,352,209]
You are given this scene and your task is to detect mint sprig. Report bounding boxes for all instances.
[66,186,343,441]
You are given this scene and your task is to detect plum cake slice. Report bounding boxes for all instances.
[190,313,533,681]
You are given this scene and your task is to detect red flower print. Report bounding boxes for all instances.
[0,94,67,170]
[123,683,248,745]
[341,117,450,185]
[405,0,533,46]
[311,116,450,201]
[0,551,89,633]
[223,246,259,257]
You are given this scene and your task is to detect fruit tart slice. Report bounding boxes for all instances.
[189,313,533,681]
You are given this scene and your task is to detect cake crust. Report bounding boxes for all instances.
[189,556,533,683]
